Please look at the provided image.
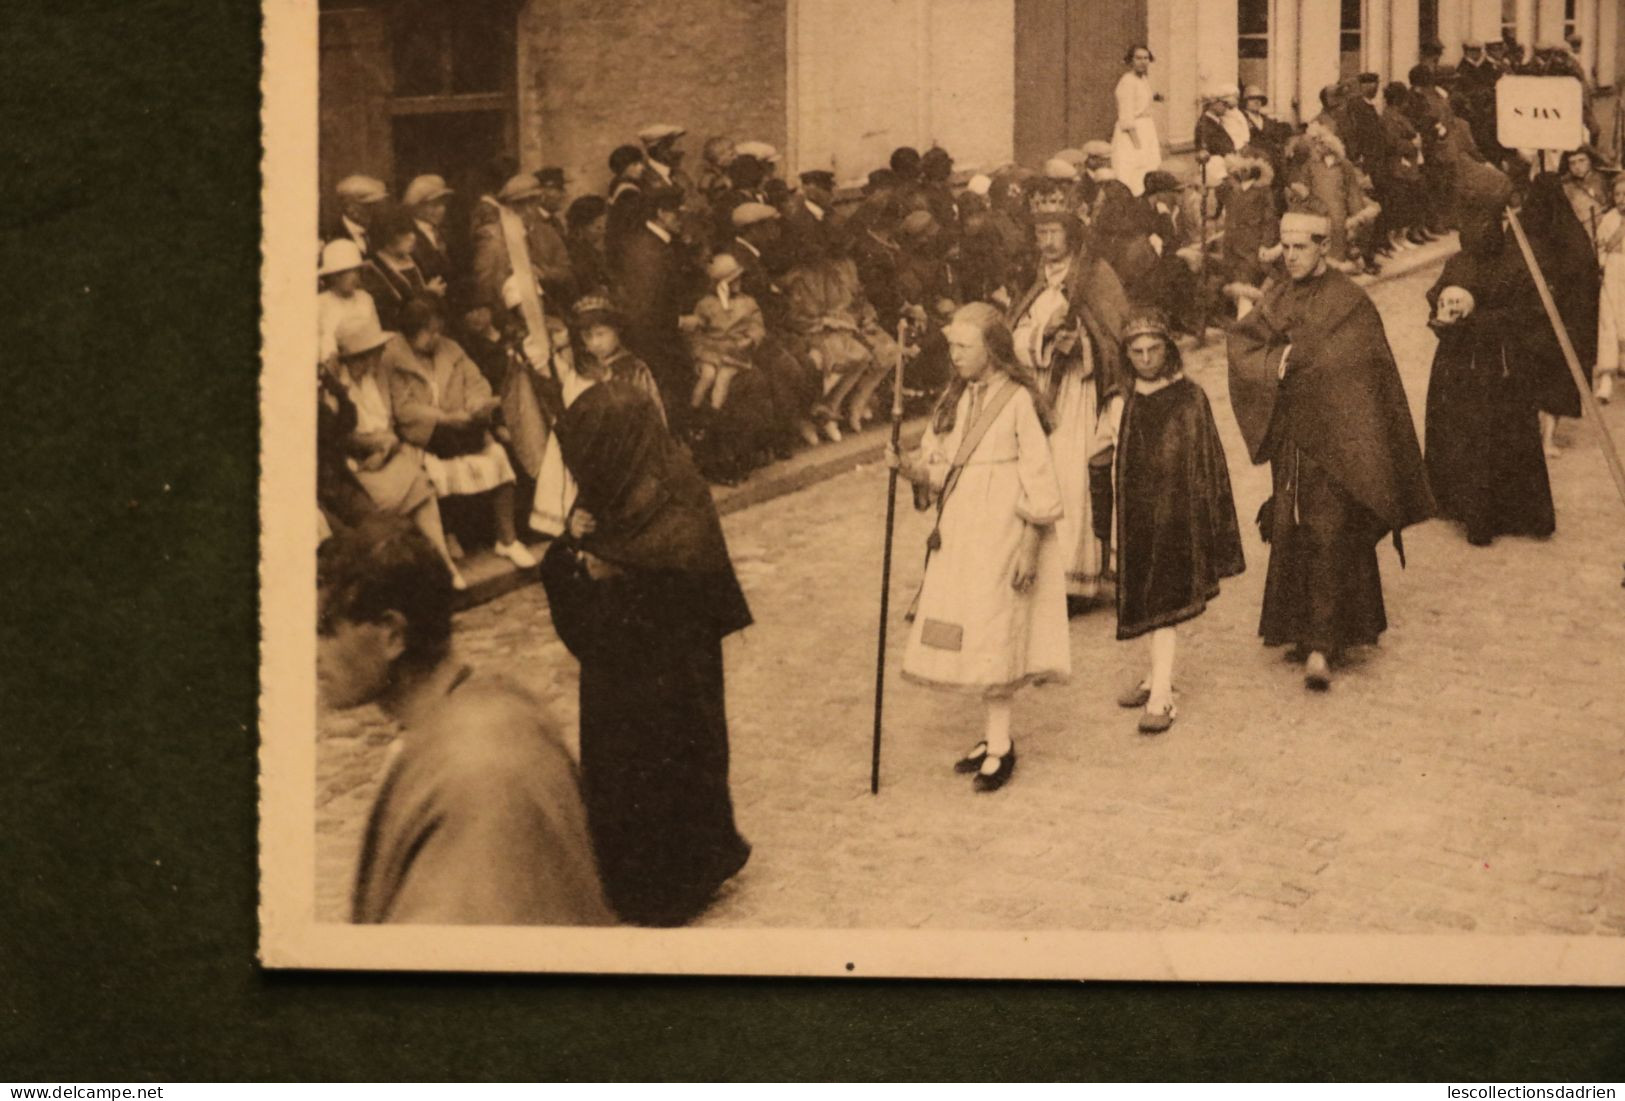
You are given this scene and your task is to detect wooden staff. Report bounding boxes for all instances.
[871,320,910,795]
[1194,148,1212,346]
[1506,205,1625,515]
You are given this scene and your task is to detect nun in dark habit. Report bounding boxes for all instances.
[538,381,752,927]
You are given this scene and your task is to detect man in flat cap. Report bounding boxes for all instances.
[784,170,842,267]
[1195,89,1242,185]
[604,143,649,279]
[330,174,388,257]
[525,167,576,307]
[918,147,960,241]
[697,136,738,205]
[1081,140,1155,292]
[403,174,454,293]
[1456,39,1497,91]
[726,199,824,448]
[618,188,699,434]
[469,173,551,316]
[639,123,713,253]
[1227,200,1432,691]
[710,154,770,249]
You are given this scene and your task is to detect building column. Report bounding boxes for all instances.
[1599,0,1620,86]
[1390,0,1421,78]
[1535,0,1565,46]
[1366,0,1390,82]
[1514,0,1536,48]
[1436,0,1461,57]
[1298,0,1342,118]
[1196,0,1239,93]
[1270,0,1300,123]
[1467,0,1502,44]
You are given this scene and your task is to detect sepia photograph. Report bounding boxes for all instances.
[260,0,1625,981]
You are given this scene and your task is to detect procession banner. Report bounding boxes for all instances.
[1495,76,1585,152]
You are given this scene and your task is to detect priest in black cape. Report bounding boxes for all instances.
[1423,160,1555,546]
[539,381,752,926]
[1227,202,1434,690]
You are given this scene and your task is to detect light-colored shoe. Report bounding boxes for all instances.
[821,420,843,443]
[449,566,469,592]
[1304,651,1331,692]
[495,540,538,569]
[1596,373,1614,404]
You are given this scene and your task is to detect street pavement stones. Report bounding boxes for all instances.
[315,255,1625,937]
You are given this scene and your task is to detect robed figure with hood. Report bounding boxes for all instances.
[1227,203,1434,690]
[1422,160,1556,547]
[538,382,752,926]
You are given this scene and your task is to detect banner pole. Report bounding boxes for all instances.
[1506,204,1625,515]
[870,321,910,795]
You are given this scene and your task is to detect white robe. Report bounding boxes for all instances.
[1112,71,1162,197]
[1598,209,1625,374]
[1011,260,1105,598]
[903,378,1070,698]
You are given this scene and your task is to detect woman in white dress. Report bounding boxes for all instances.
[1112,44,1162,197]
[317,239,380,369]
[887,302,1069,793]
[1596,175,1625,404]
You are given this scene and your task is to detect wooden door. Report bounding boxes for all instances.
[319,7,393,216]
[1015,0,1149,164]
[1067,0,1149,147]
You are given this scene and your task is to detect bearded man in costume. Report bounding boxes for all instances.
[1005,209,1131,614]
[1227,203,1433,690]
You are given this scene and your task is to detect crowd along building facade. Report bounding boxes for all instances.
[319,0,1622,216]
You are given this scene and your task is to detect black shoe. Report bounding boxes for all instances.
[1466,530,1494,547]
[1406,230,1428,245]
[973,746,1017,793]
[1304,652,1331,691]
[953,741,989,774]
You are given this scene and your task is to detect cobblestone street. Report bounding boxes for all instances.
[316,256,1625,934]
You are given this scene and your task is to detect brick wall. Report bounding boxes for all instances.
[517,0,789,192]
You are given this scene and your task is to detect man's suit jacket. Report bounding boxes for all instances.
[616,225,693,381]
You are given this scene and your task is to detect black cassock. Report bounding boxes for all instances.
[1111,377,1246,640]
[540,383,752,927]
[1424,241,1556,544]
[1228,267,1434,656]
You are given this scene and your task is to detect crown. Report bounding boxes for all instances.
[1122,311,1171,343]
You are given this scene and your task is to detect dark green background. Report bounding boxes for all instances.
[2,0,1621,1081]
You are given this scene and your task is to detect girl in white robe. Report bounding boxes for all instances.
[888,303,1069,793]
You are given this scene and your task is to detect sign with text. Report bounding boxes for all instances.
[1496,75,1585,151]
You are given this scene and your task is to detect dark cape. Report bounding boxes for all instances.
[1228,266,1434,653]
[1518,173,1600,416]
[539,382,751,926]
[1424,241,1555,542]
[1113,377,1246,640]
